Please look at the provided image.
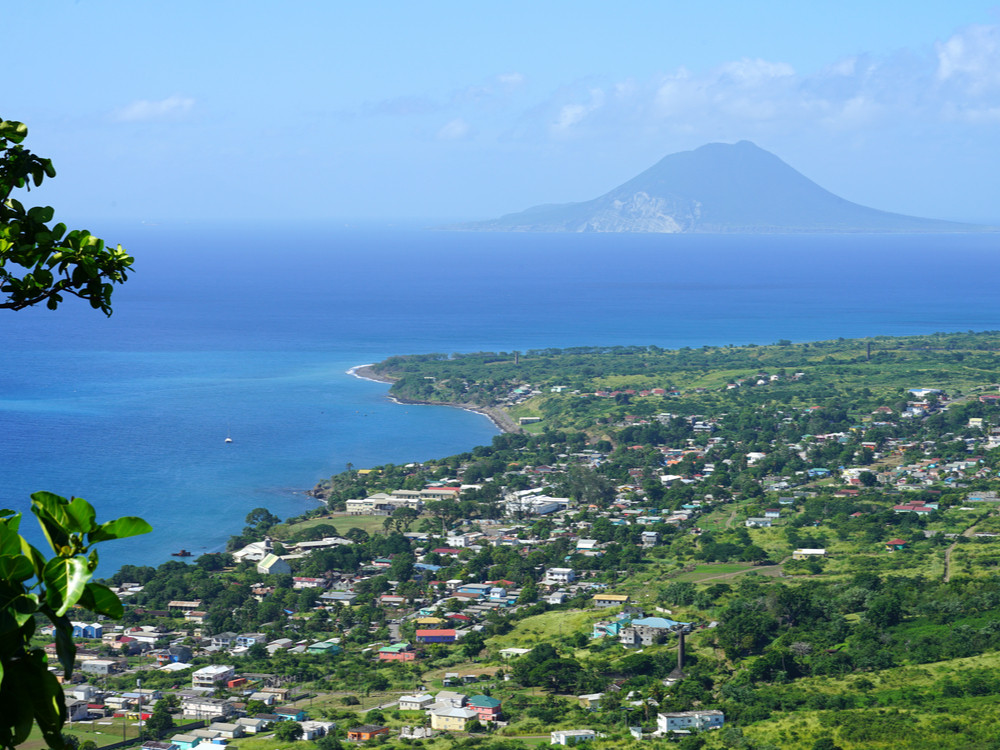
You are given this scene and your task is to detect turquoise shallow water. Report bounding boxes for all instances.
[1,223,998,573]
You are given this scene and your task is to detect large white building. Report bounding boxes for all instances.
[657,710,724,733]
[544,567,576,584]
[551,730,597,745]
[192,664,235,688]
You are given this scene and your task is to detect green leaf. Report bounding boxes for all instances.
[0,663,34,747]
[50,613,77,676]
[42,556,90,617]
[0,553,34,583]
[88,516,152,544]
[77,582,123,619]
[63,497,97,534]
[29,492,72,553]
[17,650,66,750]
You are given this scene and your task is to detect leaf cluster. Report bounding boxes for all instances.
[0,492,150,750]
[0,118,133,315]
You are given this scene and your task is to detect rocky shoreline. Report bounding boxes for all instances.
[347,364,521,434]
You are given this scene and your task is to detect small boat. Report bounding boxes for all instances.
[225,423,233,444]
[171,549,193,557]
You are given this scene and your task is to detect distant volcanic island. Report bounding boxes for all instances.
[448,141,980,233]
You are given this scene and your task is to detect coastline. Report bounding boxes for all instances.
[347,364,520,434]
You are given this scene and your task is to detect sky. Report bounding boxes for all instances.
[6,1,1000,224]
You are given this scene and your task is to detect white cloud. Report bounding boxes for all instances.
[550,88,606,134]
[497,72,525,86]
[716,58,795,86]
[114,95,194,122]
[936,25,1000,86]
[437,118,472,140]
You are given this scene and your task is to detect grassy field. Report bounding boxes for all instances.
[671,563,758,582]
[487,609,602,649]
[274,513,396,539]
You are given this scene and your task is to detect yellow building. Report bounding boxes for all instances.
[430,708,479,731]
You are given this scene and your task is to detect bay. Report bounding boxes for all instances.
[1,223,998,574]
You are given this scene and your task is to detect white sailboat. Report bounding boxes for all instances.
[225,424,233,443]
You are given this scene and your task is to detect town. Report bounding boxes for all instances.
[41,333,1000,750]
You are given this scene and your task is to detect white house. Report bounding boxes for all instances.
[544,567,576,584]
[256,553,291,576]
[657,710,724,733]
[551,730,597,745]
[398,694,435,711]
[191,664,235,688]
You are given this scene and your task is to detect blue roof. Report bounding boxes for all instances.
[631,616,689,629]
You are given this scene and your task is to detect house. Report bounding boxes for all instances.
[307,640,342,655]
[231,538,273,564]
[207,723,244,740]
[745,517,772,528]
[79,659,120,676]
[71,622,103,639]
[592,594,629,608]
[763,509,781,518]
[276,708,306,722]
[398,694,435,711]
[551,730,597,745]
[792,548,826,560]
[885,538,907,551]
[544,567,576,584]
[236,632,266,648]
[347,725,390,741]
[300,721,337,740]
[429,690,467,709]
[168,735,200,750]
[192,665,235,687]
[578,693,603,710]
[415,629,457,643]
[65,698,91,722]
[657,709,724,733]
[378,642,416,661]
[467,695,502,722]
[429,707,479,731]
[234,717,268,734]
[211,632,238,650]
[257,553,292,576]
[181,696,235,720]
[619,617,690,647]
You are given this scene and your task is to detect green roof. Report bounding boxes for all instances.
[468,695,501,708]
[379,642,411,653]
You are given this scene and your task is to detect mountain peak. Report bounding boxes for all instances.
[450,142,977,233]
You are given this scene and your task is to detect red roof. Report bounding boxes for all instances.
[886,538,907,545]
[432,548,462,555]
[416,629,457,636]
[448,614,471,621]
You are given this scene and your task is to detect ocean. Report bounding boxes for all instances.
[1,223,998,574]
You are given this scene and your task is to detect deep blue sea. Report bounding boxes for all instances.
[2,223,999,574]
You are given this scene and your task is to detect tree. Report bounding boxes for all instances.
[0,118,132,314]
[244,507,281,534]
[143,700,174,739]
[0,492,151,750]
[462,631,486,659]
[273,721,303,742]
